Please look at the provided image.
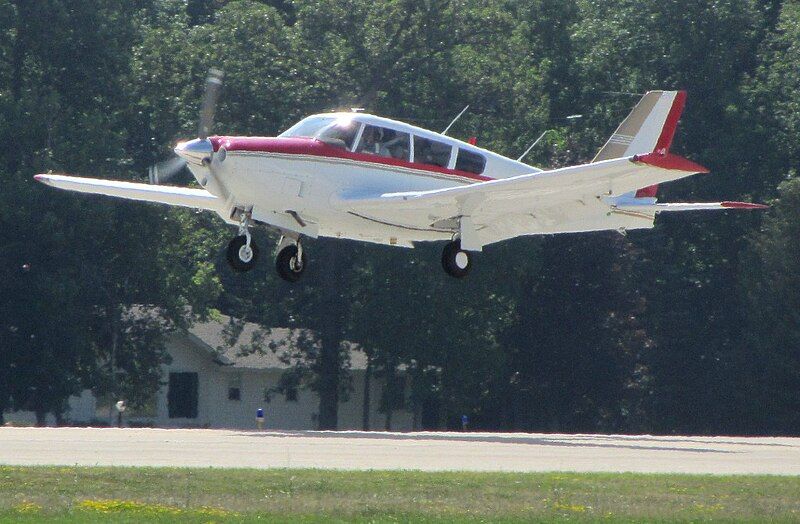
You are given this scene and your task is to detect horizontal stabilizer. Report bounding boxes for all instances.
[615,201,768,213]
[35,174,223,211]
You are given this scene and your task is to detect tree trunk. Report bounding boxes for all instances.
[108,304,120,425]
[316,334,340,430]
[362,357,372,431]
[10,1,27,103]
[384,364,395,431]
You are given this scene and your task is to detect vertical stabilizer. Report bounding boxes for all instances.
[593,90,686,161]
[593,90,687,197]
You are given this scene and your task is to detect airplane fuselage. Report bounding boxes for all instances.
[181,112,540,247]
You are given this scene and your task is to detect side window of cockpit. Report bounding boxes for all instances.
[317,119,361,150]
[455,148,486,174]
[413,136,452,168]
[355,125,410,160]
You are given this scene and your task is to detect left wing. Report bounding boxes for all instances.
[35,174,224,212]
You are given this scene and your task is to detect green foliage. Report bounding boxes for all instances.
[0,0,797,433]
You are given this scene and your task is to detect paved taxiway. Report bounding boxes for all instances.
[1,427,798,474]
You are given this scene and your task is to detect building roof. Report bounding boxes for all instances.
[184,314,369,371]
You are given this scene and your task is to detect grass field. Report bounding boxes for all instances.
[1,466,799,522]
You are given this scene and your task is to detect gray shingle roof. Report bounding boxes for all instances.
[184,314,368,371]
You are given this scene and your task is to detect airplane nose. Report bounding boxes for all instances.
[174,138,213,164]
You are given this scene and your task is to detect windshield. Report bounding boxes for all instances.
[279,116,336,138]
[317,117,361,150]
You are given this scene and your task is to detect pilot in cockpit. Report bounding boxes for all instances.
[360,126,391,156]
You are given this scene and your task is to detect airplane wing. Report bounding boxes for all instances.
[333,152,763,250]
[34,174,224,212]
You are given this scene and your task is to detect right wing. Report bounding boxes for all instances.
[334,152,710,249]
[335,153,707,215]
[35,174,223,212]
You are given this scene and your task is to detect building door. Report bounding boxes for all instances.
[167,372,198,419]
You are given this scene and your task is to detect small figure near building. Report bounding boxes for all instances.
[115,400,127,428]
[256,408,265,430]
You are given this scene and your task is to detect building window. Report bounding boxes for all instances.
[285,385,298,402]
[227,374,241,401]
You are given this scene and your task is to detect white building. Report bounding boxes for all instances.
[4,315,417,431]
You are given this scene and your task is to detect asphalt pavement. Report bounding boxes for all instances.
[1,427,798,474]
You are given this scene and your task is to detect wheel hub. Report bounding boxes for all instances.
[455,251,469,269]
[238,244,253,263]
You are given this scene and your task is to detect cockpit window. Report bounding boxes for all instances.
[279,116,335,138]
[413,136,452,168]
[355,124,410,160]
[455,148,486,174]
[317,117,361,150]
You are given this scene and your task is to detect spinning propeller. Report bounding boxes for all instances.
[148,68,224,185]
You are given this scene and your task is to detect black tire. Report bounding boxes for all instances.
[276,244,307,282]
[226,235,259,272]
[441,241,472,278]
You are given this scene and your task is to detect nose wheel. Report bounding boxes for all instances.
[226,234,259,272]
[442,240,472,278]
[276,241,306,282]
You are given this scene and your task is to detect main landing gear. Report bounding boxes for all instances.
[275,237,306,282]
[441,240,472,278]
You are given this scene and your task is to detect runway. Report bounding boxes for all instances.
[1,427,799,474]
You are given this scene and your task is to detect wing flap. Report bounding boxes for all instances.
[35,174,223,212]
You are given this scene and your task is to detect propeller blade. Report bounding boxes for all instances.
[198,68,224,140]
[148,156,187,185]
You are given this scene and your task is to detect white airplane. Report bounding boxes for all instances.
[36,71,766,281]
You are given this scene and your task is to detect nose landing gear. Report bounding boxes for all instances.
[224,217,307,282]
[226,234,259,272]
[226,210,259,272]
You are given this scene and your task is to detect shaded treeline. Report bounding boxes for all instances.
[0,0,798,434]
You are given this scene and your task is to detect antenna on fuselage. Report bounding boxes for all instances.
[442,105,470,135]
[517,130,554,162]
[517,115,583,163]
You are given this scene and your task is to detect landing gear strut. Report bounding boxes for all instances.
[275,236,306,282]
[226,210,258,272]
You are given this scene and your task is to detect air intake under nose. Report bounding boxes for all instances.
[174,138,214,164]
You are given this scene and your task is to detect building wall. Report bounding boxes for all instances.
[147,335,414,430]
[3,389,96,426]
[3,335,416,431]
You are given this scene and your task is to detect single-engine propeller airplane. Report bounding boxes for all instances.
[36,70,766,281]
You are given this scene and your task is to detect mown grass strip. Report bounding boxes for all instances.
[0,466,798,522]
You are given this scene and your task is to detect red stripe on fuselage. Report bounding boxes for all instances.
[209,136,494,183]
